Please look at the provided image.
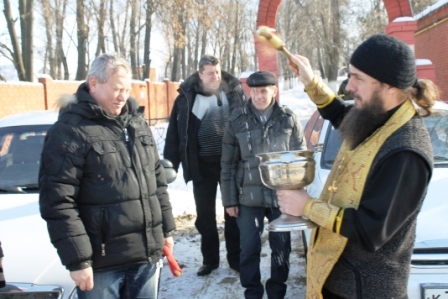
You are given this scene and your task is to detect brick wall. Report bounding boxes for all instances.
[0,76,180,121]
[0,81,45,119]
[415,3,448,100]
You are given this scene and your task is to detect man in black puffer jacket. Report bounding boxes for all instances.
[39,53,175,299]
[164,55,246,276]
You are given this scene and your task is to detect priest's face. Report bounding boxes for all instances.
[345,65,389,110]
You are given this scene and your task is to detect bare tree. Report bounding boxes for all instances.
[109,0,118,52]
[93,0,107,57]
[2,0,33,81]
[40,0,55,77]
[76,0,89,80]
[55,0,69,79]
[6,0,419,84]
[142,0,161,79]
[19,0,33,81]
[129,0,139,79]
[108,0,130,56]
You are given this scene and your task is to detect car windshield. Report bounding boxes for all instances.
[0,125,51,192]
[322,109,448,169]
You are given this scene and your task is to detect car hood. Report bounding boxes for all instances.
[415,168,448,243]
[309,167,448,245]
[0,193,74,293]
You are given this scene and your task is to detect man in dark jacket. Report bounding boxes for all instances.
[0,241,4,288]
[279,35,438,298]
[164,55,245,276]
[221,71,306,299]
[39,53,176,299]
[337,73,354,101]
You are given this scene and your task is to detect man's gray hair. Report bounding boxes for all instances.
[198,55,220,72]
[87,53,131,85]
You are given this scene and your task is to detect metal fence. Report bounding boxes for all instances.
[148,117,170,154]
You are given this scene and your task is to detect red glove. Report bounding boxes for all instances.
[163,245,182,277]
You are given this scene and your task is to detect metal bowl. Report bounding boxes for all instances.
[257,150,315,190]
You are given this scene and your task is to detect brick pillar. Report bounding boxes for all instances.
[38,75,53,110]
[239,71,253,99]
[386,18,436,82]
[385,18,417,47]
[383,0,413,23]
[164,79,171,117]
[149,68,157,82]
[256,0,281,76]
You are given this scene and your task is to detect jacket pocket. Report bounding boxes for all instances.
[89,141,121,183]
[137,134,155,166]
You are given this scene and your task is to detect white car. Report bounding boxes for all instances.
[0,110,77,298]
[303,100,448,299]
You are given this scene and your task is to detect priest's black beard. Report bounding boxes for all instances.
[339,92,390,150]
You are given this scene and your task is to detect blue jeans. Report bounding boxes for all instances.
[237,205,291,299]
[77,263,159,299]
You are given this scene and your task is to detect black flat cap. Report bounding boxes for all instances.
[246,71,277,87]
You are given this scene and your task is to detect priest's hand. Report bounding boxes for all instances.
[288,54,315,86]
[277,189,310,216]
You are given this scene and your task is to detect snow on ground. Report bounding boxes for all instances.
[155,79,334,298]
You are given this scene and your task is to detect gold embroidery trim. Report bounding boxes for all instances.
[304,76,336,108]
[303,198,339,230]
[335,208,344,234]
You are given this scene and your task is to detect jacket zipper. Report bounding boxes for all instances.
[101,208,107,256]
[124,128,129,142]
[183,86,190,166]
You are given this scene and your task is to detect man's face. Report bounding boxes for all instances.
[199,64,221,92]
[89,66,132,116]
[250,85,277,112]
[345,65,388,110]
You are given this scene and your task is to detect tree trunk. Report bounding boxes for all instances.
[19,0,33,81]
[3,0,26,81]
[95,0,107,57]
[230,0,237,74]
[76,0,88,80]
[119,2,130,56]
[129,0,138,79]
[143,0,156,80]
[327,0,340,82]
[40,0,55,78]
[109,0,119,53]
[171,47,181,82]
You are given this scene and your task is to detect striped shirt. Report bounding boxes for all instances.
[192,91,229,157]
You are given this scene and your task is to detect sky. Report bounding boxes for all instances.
[155,79,321,298]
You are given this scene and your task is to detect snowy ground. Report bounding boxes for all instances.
[154,78,340,298]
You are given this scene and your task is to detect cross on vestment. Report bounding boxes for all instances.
[328,180,338,203]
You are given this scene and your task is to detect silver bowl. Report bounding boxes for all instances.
[257,150,315,190]
[256,150,317,231]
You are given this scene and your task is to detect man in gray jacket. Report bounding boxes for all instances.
[221,71,306,299]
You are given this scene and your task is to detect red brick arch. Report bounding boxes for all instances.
[256,0,413,75]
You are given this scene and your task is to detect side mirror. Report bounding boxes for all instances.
[160,159,177,184]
